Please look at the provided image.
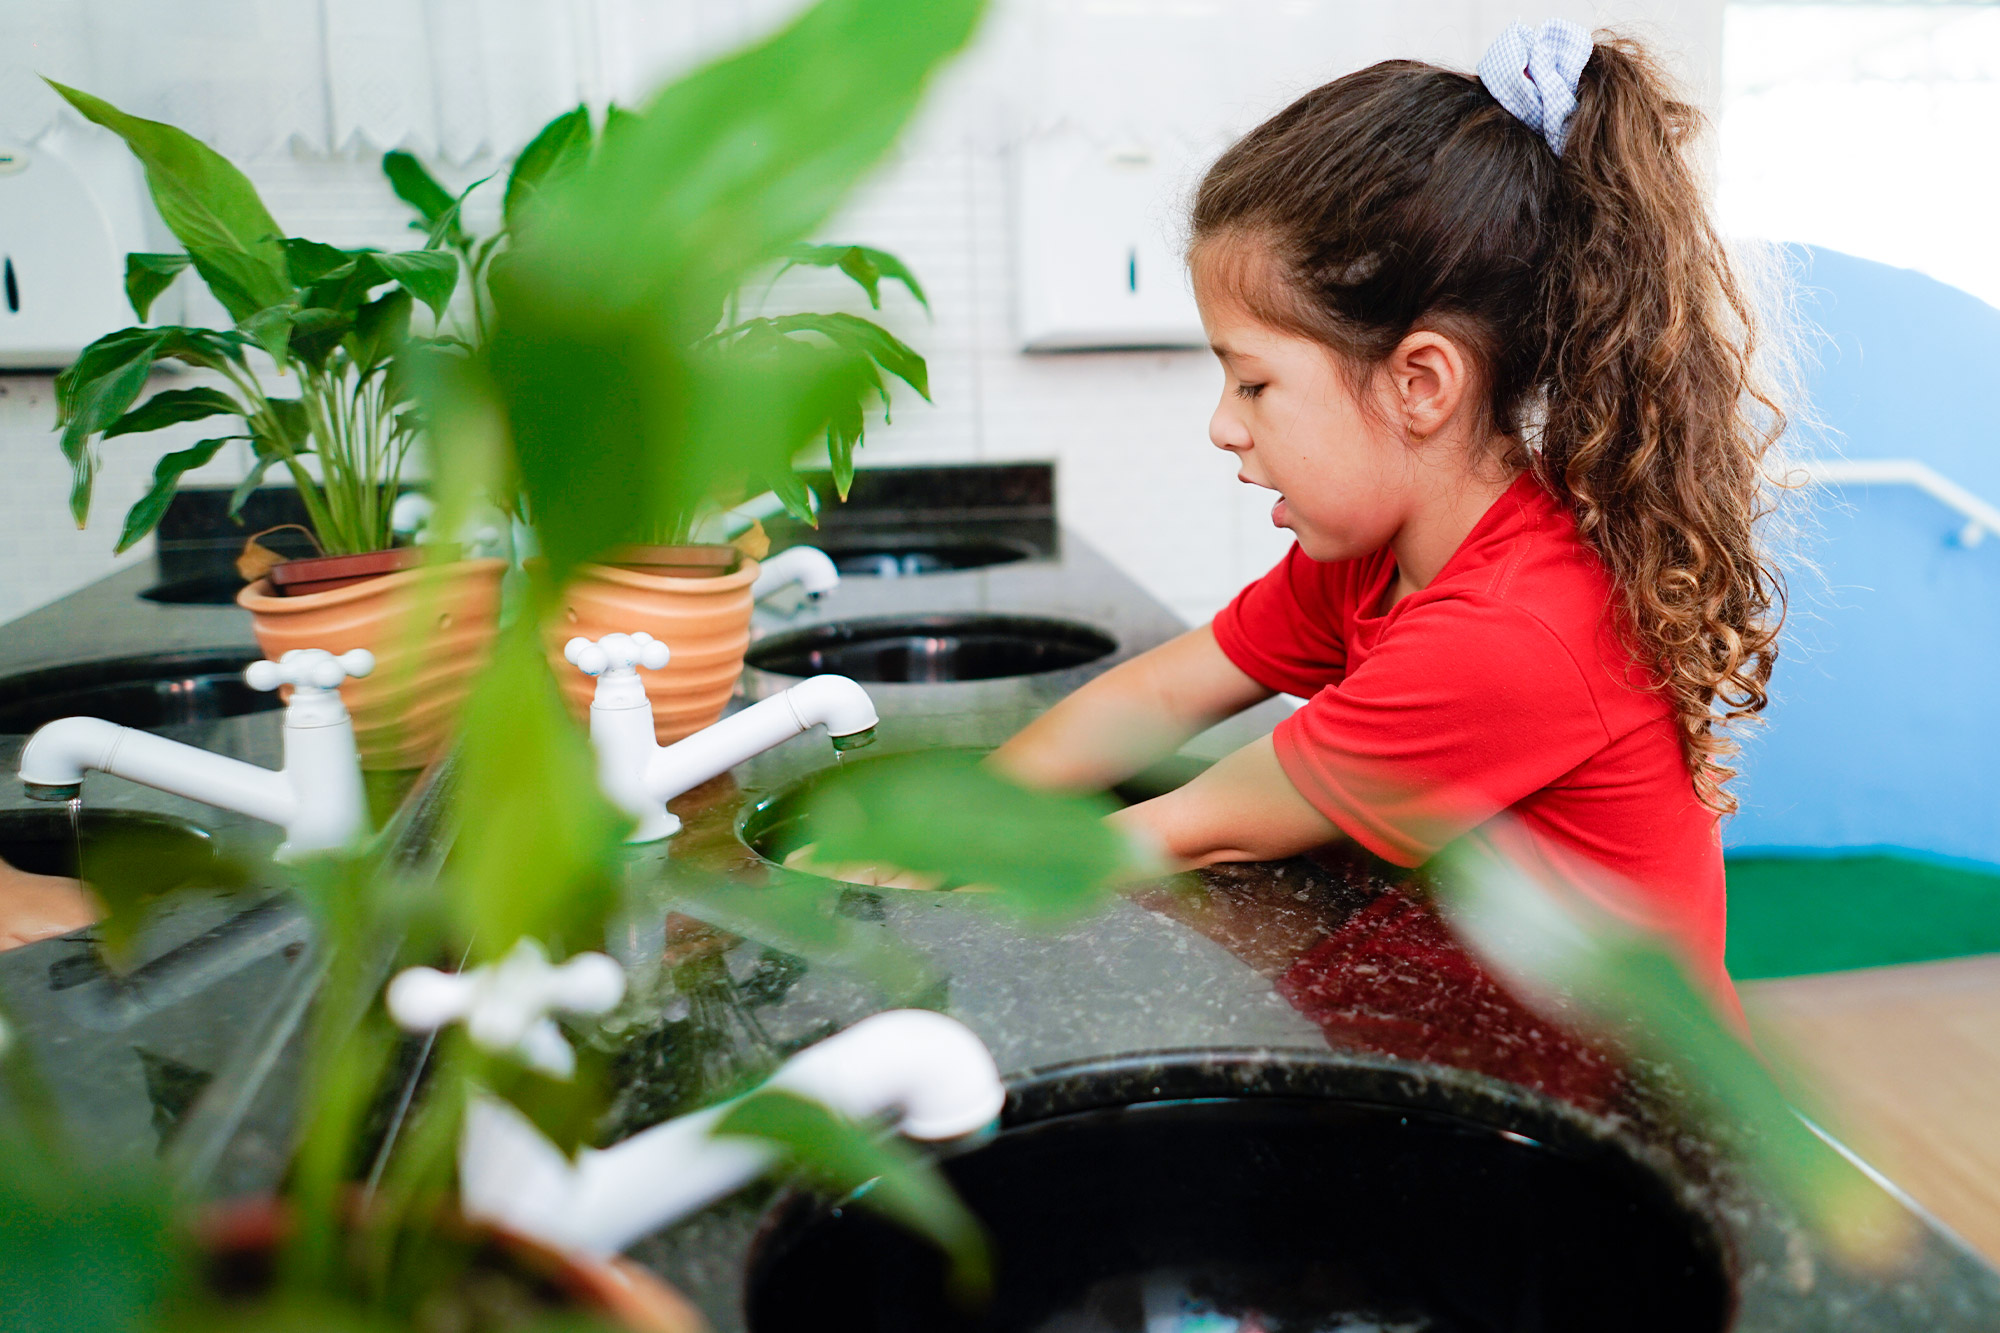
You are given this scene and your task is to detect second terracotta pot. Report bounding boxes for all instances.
[552,557,760,744]
[238,557,508,770]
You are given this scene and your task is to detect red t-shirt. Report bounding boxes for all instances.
[1212,472,1728,991]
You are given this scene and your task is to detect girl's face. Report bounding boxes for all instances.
[1192,254,1419,565]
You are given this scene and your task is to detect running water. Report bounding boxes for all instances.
[66,795,84,882]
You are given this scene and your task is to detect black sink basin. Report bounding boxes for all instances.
[819,538,1034,579]
[140,576,248,606]
[748,1083,1731,1333]
[0,652,274,734]
[0,808,216,883]
[746,615,1115,683]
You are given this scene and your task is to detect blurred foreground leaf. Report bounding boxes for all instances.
[801,751,1150,919]
[1433,837,1914,1263]
[716,1087,990,1299]
[472,0,983,579]
[0,1139,181,1333]
[448,617,630,961]
[660,869,940,1002]
[83,824,254,969]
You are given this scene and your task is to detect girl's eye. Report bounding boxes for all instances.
[1234,382,1266,401]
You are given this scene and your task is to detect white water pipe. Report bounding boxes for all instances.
[458,1008,1005,1257]
[752,546,840,606]
[18,649,372,858]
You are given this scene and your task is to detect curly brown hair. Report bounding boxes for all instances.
[1190,36,1786,814]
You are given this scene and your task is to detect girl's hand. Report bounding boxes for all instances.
[0,857,100,951]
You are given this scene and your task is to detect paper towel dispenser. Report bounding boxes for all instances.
[1013,130,1208,353]
[0,132,157,371]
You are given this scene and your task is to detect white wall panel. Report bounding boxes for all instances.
[0,0,1724,626]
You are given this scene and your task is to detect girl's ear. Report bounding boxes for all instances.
[1386,330,1471,440]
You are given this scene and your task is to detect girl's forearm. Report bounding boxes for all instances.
[989,625,1271,793]
[1109,734,1342,869]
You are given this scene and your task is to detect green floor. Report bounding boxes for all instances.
[1726,852,2000,980]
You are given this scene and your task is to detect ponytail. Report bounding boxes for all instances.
[1537,39,1784,812]
[1190,34,1786,813]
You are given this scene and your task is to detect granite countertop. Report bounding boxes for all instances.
[3,473,1997,1330]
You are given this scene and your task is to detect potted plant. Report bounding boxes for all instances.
[386,116,933,743]
[45,80,506,772]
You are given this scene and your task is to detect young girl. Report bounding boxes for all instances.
[992,22,1784,997]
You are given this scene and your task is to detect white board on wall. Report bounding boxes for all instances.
[1012,129,1208,353]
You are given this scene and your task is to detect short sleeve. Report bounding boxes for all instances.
[1211,545,1357,698]
[1273,595,1610,867]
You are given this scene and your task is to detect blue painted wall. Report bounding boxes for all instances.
[1727,246,2000,867]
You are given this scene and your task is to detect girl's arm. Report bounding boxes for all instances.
[988,625,1275,793]
[1109,734,1342,869]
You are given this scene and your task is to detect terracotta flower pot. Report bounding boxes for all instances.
[552,553,760,744]
[237,557,508,770]
[199,1195,708,1333]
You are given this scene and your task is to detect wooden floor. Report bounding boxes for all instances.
[1746,954,2000,1265]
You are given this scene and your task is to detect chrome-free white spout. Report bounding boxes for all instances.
[17,649,373,859]
[564,632,878,842]
[752,545,839,609]
[458,1008,1004,1256]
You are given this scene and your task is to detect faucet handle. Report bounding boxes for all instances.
[245,648,376,693]
[563,631,670,678]
[387,939,626,1078]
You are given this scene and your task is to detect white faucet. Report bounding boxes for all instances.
[456,1008,1005,1257]
[564,631,879,843]
[751,545,840,613]
[18,648,373,859]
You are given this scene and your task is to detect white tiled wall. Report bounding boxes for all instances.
[0,0,1722,629]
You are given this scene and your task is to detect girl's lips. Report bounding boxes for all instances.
[1271,495,1288,528]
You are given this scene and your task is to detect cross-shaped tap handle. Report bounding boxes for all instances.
[244,648,376,693]
[386,939,626,1077]
[563,631,671,678]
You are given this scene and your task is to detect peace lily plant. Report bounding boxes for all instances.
[47,80,460,560]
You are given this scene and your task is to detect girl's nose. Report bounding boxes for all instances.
[1209,404,1251,454]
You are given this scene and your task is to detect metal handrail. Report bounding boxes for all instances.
[1793,457,2000,548]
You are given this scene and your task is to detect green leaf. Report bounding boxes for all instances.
[281,236,355,288]
[101,386,242,440]
[660,870,939,1000]
[715,1089,990,1298]
[122,252,191,321]
[227,450,281,518]
[371,250,459,323]
[801,751,1146,918]
[52,327,168,523]
[0,1143,183,1333]
[115,436,237,553]
[153,325,248,372]
[382,149,456,232]
[286,306,355,369]
[497,0,982,328]
[446,619,630,959]
[780,243,929,311]
[769,312,928,400]
[79,813,253,957]
[45,80,292,322]
[347,287,413,377]
[241,302,297,367]
[503,105,594,227]
[1432,840,1908,1253]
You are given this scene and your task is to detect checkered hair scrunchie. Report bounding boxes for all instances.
[1476,18,1594,155]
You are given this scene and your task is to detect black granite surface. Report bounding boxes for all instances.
[0,468,1995,1331]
